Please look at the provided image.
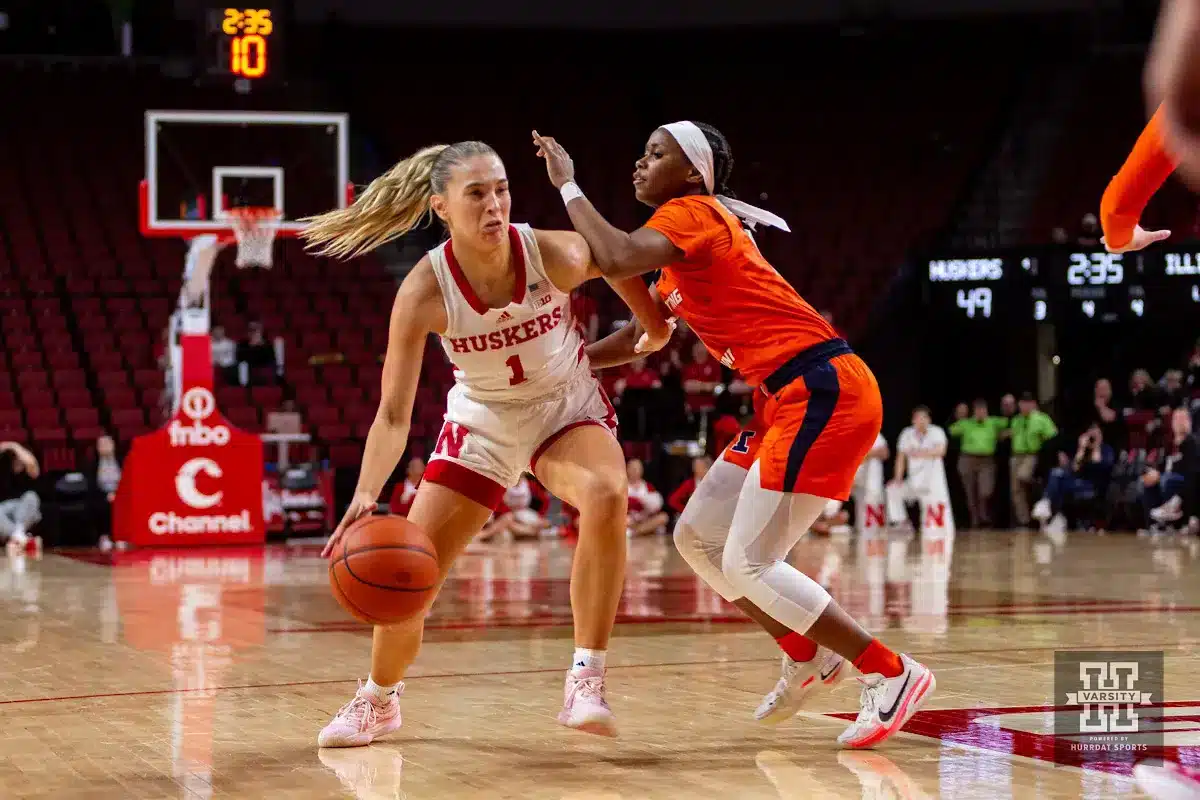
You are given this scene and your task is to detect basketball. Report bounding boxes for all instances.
[328,515,440,625]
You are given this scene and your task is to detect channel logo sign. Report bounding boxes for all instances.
[113,332,264,546]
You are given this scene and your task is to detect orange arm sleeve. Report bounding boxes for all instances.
[1100,105,1179,249]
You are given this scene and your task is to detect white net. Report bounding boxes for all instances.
[229,207,282,268]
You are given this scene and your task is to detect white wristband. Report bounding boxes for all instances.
[560,181,584,205]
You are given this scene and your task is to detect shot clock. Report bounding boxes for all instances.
[201,6,281,82]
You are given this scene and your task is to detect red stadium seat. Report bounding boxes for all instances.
[57,388,94,408]
[65,408,100,428]
[32,428,68,446]
[250,385,283,408]
[38,444,76,471]
[26,408,61,428]
[110,408,145,427]
[316,423,351,442]
[306,406,341,426]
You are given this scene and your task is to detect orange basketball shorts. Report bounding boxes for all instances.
[721,343,882,500]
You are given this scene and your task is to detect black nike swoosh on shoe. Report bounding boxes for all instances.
[876,671,911,723]
[820,660,843,681]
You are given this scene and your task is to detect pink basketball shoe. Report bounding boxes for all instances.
[317,681,403,748]
[557,668,617,737]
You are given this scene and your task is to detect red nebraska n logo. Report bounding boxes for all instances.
[924,502,946,528]
[435,422,469,459]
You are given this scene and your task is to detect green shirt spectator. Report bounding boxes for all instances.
[950,416,1008,456]
[1009,408,1058,454]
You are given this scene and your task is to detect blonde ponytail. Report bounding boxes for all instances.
[300,140,499,260]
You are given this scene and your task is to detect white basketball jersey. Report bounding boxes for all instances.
[428,223,590,403]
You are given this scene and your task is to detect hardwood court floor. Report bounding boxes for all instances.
[1,528,1197,799]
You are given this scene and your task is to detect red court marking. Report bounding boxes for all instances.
[826,702,1200,776]
[0,657,776,707]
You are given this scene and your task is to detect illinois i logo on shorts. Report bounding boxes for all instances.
[731,430,756,454]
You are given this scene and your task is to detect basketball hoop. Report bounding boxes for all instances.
[228,206,282,268]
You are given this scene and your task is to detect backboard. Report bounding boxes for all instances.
[140,110,352,239]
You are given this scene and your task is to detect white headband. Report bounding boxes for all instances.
[660,121,791,233]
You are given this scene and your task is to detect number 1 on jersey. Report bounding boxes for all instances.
[505,354,526,386]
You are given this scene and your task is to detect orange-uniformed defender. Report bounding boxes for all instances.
[536,121,934,749]
[650,194,882,499]
[1099,104,1177,254]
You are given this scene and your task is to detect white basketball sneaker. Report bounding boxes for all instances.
[558,667,617,737]
[754,648,848,724]
[837,654,935,749]
[1134,761,1200,800]
[317,681,403,748]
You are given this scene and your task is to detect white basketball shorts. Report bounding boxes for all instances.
[424,373,618,509]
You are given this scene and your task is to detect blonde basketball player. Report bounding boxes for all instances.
[301,141,673,747]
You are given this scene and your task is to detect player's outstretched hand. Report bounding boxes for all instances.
[634,317,677,355]
[1102,225,1171,253]
[323,490,377,558]
[532,131,575,189]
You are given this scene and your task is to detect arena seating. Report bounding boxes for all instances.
[0,46,1015,472]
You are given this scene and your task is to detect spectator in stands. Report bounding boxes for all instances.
[681,340,721,415]
[1051,226,1070,244]
[481,475,550,541]
[949,398,1007,529]
[1077,213,1101,246]
[1126,369,1161,413]
[1000,393,1017,419]
[0,441,41,556]
[571,291,600,342]
[92,435,122,551]
[1160,369,1188,412]
[1070,423,1115,529]
[668,455,713,514]
[626,458,667,537]
[1008,393,1058,528]
[614,357,662,441]
[711,411,744,457]
[210,325,238,385]
[93,435,121,503]
[237,320,280,387]
[888,406,949,531]
[1091,378,1122,444]
[1142,408,1198,529]
[266,399,303,435]
[1186,338,1200,389]
[1034,424,1115,534]
[615,357,661,396]
[389,457,424,517]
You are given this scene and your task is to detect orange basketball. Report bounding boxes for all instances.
[329,515,439,625]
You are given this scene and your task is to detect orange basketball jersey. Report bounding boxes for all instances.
[647,195,835,387]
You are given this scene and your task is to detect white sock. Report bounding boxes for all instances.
[363,676,399,702]
[572,647,606,673]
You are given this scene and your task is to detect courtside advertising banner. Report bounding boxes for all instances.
[114,334,265,546]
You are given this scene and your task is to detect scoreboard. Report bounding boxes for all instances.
[922,244,1200,324]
